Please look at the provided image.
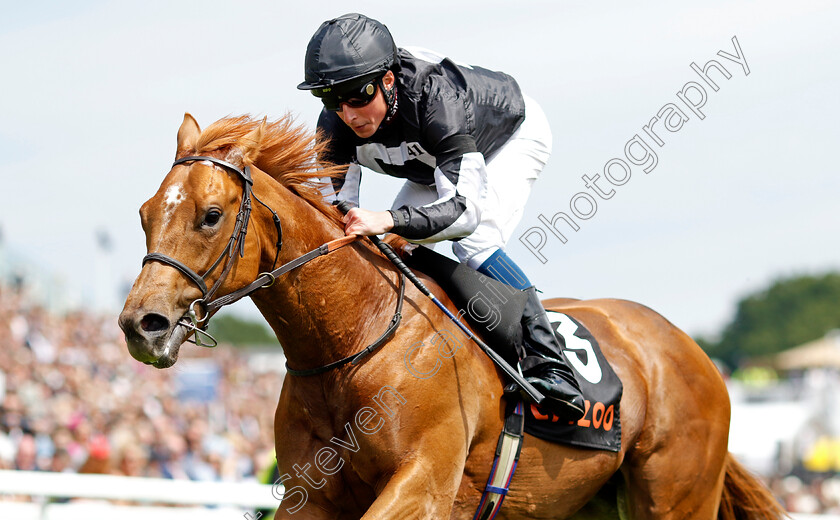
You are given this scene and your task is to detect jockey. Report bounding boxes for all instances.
[298,13,584,420]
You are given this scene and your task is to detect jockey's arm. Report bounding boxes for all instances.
[316,109,362,207]
[387,79,486,243]
[387,135,485,243]
[341,142,487,239]
[343,207,394,235]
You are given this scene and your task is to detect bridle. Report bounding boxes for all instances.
[141,155,404,374]
[142,155,282,346]
[144,156,278,299]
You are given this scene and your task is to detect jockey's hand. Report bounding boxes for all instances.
[343,208,395,236]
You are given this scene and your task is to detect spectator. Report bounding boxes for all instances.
[0,278,283,492]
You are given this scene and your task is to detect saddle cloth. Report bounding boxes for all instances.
[522,311,622,452]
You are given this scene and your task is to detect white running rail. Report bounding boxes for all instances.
[0,470,281,520]
[1,470,830,520]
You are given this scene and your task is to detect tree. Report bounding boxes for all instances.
[699,272,840,368]
[207,313,280,347]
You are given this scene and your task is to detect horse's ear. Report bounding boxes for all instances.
[225,117,265,167]
[176,113,201,158]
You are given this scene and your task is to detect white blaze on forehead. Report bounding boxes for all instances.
[164,183,185,208]
[152,182,186,251]
[163,183,186,221]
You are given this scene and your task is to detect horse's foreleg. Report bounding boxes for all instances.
[361,455,466,519]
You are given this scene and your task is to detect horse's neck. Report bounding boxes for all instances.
[248,174,398,369]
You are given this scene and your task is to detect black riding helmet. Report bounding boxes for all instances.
[297,13,398,100]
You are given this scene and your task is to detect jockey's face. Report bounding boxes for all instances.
[336,71,395,139]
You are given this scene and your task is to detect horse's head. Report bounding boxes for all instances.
[119,114,266,368]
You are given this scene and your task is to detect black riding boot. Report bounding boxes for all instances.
[520,287,585,420]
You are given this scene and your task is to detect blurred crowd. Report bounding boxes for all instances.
[0,280,282,488]
[769,473,840,513]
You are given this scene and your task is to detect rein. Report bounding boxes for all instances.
[141,155,405,372]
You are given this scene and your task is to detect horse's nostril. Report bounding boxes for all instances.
[140,313,170,333]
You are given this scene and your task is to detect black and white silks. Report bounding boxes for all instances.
[318,47,526,243]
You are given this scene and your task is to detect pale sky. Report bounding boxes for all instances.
[1,0,838,339]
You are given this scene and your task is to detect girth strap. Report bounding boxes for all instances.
[473,399,525,520]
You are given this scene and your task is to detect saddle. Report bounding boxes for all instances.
[403,245,527,366]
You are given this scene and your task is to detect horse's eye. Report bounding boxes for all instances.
[203,209,222,227]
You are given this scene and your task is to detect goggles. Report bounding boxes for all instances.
[316,79,379,112]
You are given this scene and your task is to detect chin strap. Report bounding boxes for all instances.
[380,77,399,125]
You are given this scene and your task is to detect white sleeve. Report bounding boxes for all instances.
[322,162,362,207]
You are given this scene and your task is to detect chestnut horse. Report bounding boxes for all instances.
[119,114,785,519]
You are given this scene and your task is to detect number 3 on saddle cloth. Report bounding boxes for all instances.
[404,246,623,451]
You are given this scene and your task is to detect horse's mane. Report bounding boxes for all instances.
[191,114,346,224]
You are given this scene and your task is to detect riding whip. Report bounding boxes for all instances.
[335,201,545,404]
